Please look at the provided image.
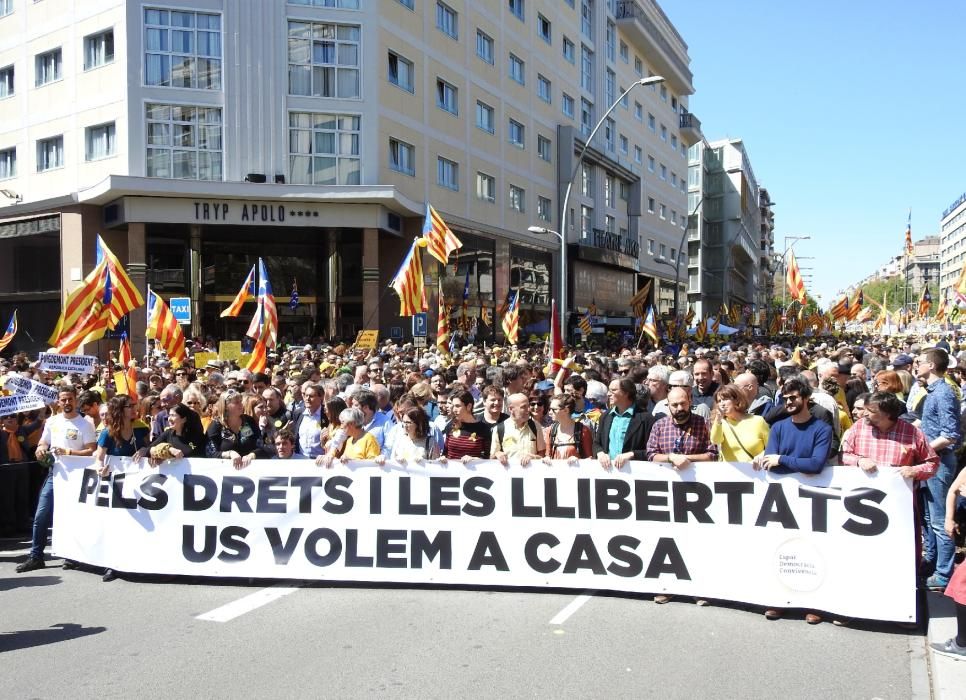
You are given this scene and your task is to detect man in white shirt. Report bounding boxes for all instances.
[16,387,97,573]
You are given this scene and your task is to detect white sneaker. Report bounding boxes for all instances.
[930,638,966,659]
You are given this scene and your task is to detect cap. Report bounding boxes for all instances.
[891,354,914,369]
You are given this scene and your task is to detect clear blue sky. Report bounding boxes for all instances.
[665,0,966,308]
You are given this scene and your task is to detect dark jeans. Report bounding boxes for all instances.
[29,471,53,560]
[920,450,957,583]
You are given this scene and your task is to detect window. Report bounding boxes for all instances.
[537,135,551,162]
[287,20,359,97]
[660,164,667,180]
[605,215,615,233]
[562,37,575,64]
[580,45,593,90]
[397,0,414,8]
[619,41,628,62]
[147,103,223,180]
[0,148,15,179]
[660,124,667,142]
[604,175,615,207]
[509,184,525,212]
[0,0,11,17]
[605,20,615,61]
[648,113,655,131]
[647,156,655,172]
[538,14,551,43]
[436,2,458,39]
[508,0,524,21]
[604,118,614,152]
[562,93,574,118]
[580,98,593,135]
[85,122,116,160]
[436,78,458,115]
[619,182,629,200]
[476,172,495,202]
[619,134,628,154]
[634,56,643,76]
[389,137,415,175]
[659,204,666,220]
[647,197,654,214]
[287,112,359,185]
[537,196,551,222]
[437,156,458,190]
[476,101,494,133]
[605,68,615,105]
[537,74,551,102]
[0,65,12,98]
[634,102,642,121]
[671,134,678,149]
[659,243,667,257]
[660,84,668,102]
[84,30,114,70]
[672,96,678,111]
[671,211,677,225]
[35,48,62,86]
[508,53,525,85]
[671,172,677,187]
[634,145,642,163]
[508,118,525,148]
[290,0,360,6]
[581,163,593,196]
[581,0,592,38]
[387,51,414,92]
[145,9,222,89]
[580,205,592,238]
[647,239,654,254]
[36,135,64,171]
[476,30,493,63]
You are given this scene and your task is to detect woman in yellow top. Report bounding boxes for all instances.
[709,384,770,462]
[317,407,380,466]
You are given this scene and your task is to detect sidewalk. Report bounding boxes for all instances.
[926,589,966,698]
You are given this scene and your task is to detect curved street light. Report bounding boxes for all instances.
[530,75,665,332]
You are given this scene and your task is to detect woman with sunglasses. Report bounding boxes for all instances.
[206,392,270,469]
[93,396,150,477]
[542,394,592,463]
[529,394,552,428]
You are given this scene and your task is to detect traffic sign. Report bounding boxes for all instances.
[169,297,192,325]
[413,336,427,348]
[412,312,428,337]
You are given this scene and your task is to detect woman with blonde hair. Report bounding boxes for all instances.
[182,387,210,429]
[709,384,769,462]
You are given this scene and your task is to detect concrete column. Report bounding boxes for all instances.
[59,208,100,354]
[126,222,148,357]
[189,225,202,339]
[361,227,380,334]
[325,230,339,340]
[495,238,511,342]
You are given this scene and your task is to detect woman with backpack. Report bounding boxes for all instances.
[543,394,593,464]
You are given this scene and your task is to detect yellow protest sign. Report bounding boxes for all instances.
[354,330,378,350]
[219,341,243,361]
[114,371,132,396]
[194,352,215,369]
[239,353,252,368]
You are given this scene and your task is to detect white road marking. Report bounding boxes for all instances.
[549,593,594,625]
[196,585,301,622]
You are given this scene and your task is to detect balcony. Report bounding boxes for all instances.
[616,0,694,95]
[679,111,702,147]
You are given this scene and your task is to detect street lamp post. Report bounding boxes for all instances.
[650,195,702,322]
[529,75,665,332]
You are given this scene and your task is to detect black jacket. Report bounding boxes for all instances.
[592,408,654,460]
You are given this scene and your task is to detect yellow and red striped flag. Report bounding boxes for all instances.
[501,290,520,344]
[917,287,932,318]
[221,264,256,318]
[247,327,269,374]
[95,236,144,328]
[829,295,849,320]
[54,298,112,354]
[117,333,138,400]
[904,209,913,257]
[0,310,17,353]
[422,204,462,265]
[629,280,653,320]
[146,290,187,364]
[642,305,659,345]
[245,259,278,347]
[785,250,807,304]
[436,279,450,354]
[390,239,428,316]
[695,316,707,343]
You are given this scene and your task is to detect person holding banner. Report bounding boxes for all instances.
[150,403,207,460]
[93,396,150,477]
[543,394,593,463]
[16,387,96,574]
[492,393,545,467]
[316,407,380,466]
[595,379,655,470]
[709,384,770,462]
[441,389,491,462]
[205,392,270,468]
[376,406,440,464]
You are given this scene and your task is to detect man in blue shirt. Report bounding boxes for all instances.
[592,378,653,470]
[915,348,961,590]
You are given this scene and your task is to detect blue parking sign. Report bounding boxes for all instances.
[412,312,428,337]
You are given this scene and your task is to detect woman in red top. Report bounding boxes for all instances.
[543,394,592,463]
[441,389,491,462]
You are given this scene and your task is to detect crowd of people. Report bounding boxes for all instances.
[0,334,964,650]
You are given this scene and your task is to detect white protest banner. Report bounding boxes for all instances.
[0,393,49,417]
[51,458,916,622]
[2,374,60,403]
[38,352,97,375]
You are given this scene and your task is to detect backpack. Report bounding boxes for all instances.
[548,421,589,458]
[496,418,539,451]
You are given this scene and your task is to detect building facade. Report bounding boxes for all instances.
[685,137,761,322]
[0,0,697,354]
[940,192,966,299]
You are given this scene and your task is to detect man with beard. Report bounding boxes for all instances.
[753,377,833,624]
[691,359,719,412]
[644,386,717,605]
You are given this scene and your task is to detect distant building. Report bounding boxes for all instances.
[940,192,966,298]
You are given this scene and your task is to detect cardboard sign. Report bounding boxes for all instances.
[218,341,243,362]
[354,330,379,350]
[194,352,216,369]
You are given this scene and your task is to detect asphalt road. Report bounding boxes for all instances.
[1,537,929,700]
